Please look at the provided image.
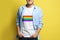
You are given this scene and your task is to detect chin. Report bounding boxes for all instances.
[28,2,33,5]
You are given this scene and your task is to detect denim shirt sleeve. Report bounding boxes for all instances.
[37,8,43,29]
[16,6,23,27]
[16,8,20,26]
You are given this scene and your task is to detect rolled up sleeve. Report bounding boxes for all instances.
[38,8,43,29]
[16,9,20,26]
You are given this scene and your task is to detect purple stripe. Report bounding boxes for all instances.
[23,21,32,22]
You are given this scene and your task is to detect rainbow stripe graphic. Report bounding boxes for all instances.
[22,16,33,22]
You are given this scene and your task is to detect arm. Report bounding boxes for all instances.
[31,8,43,38]
[31,27,41,38]
[35,28,41,35]
[37,8,43,29]
[17,26,20,34]
[17,26,24,37]
[36,8,43,34]
[16,9,23,37]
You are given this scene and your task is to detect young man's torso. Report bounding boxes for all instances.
[16,5,43,40]
[22,5,35,37]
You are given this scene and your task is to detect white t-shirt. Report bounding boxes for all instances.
[22,5,35,37]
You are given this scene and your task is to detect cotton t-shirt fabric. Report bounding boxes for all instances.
[22,5,35,37]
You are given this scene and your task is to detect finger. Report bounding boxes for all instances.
[21,34,24,37]
[22,35,24,37]
[30,36,33,38]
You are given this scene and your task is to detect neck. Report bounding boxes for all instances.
[26,4,34,8]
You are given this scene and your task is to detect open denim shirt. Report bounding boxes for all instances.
[16,5,43,40]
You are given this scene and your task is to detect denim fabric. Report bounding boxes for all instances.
[16,5,43,40]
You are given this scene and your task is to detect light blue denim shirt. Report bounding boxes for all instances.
[16,5,43,40]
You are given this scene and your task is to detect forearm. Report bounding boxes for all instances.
[36,28,41,34]
[17,26,20,33]
[17,26,24,37]
[31,28,41,37]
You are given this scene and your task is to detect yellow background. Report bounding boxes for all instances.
[0,0,60,40]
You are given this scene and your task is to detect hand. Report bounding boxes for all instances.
[30,33,38,38]
[30,28,41,38]
[18,32,24,38]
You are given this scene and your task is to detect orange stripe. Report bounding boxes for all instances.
[23,16,32,17]
[23,16,32,18]
[23,17,32,18]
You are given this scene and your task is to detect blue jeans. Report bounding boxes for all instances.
[19,37,38,40]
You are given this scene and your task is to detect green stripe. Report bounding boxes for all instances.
[23,18,33,20]
[23,17,32,19]
[23,19,33,20]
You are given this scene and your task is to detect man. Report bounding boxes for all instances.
[16,0,43,40]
